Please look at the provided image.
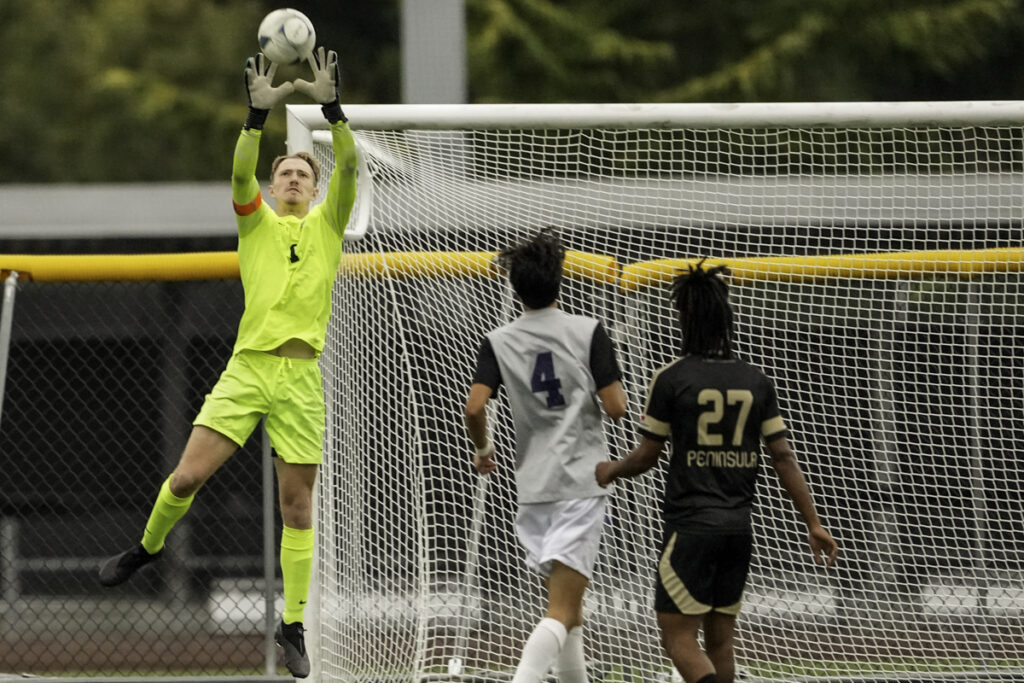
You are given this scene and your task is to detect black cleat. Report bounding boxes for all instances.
[98,544,162,587]
[275,620,310,678]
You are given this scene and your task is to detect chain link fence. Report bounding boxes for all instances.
[0,265,288,678]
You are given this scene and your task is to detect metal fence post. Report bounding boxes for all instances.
[0,270,20,429]
[0,272,20,616]
[262,422,277,675]
[0,517,19,604]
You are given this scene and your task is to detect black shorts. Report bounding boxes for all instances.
[653,529,752,616]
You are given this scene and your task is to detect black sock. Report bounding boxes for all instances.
[696,674,718,683]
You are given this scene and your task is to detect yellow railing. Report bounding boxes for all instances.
[620,247,1024,292]
[0,252,241,282]
[2,247,1020,288]
[0,250,620,286]
[337,250,620,285]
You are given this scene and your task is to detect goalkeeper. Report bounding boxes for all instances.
[98,48,357,679]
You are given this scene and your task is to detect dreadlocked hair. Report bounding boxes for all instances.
[669,258,734,358]
[497,228,566,309]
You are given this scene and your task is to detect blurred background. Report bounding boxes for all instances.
[3,0,1024,184]
[1,0,1023,678]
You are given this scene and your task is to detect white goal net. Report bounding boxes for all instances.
[289,102,1024,682]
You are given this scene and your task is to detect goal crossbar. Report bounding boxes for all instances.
[288,101,1024,133]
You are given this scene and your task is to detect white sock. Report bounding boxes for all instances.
[511,617,567,683]
[555,626,587,683]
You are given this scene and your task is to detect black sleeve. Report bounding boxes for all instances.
[589,321,623,390]
[471,336,502,395]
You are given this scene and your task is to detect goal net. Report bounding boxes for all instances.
[288,102,1024,682]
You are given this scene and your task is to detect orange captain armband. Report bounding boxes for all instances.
[233,192,263,216]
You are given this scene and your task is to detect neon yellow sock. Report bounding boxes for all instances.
[281,525,315,624]
[140,476,194,555]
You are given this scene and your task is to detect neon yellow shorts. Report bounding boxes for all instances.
[194,349,325,465]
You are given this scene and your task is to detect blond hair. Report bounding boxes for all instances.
[270,152,321,185]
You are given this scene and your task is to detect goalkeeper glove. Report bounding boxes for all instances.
[294,47,347,124]
[243,54,294,130]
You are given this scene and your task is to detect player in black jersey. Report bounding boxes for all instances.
[596,260,837,683]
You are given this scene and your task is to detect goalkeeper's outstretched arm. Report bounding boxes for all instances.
[295,47,358,234]
[233,55,294,208]
[321,122,357,234]
[231,130,262,209]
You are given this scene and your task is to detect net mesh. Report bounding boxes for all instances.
[308,111,1024,682]
[0,278,276,674]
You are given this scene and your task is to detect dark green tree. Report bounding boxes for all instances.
[462,0,1024,103]
[651,0,1024,102]
[4,0,1024,181]
[0,0,268,181]
[466,0,674,102]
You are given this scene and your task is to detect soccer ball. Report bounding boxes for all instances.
[257,8,316,65]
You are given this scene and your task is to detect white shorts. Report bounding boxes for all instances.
[515,496,607,580]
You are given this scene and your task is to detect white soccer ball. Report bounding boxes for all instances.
[257,8,316,65]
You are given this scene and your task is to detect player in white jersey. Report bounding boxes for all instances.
[465,229,628,683]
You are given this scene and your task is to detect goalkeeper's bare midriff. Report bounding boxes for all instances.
[267,338,316,359]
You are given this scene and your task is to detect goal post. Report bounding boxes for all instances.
[289,102,1024,682]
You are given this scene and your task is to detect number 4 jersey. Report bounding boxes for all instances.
[472,307,623,504]
[640,355,791,534]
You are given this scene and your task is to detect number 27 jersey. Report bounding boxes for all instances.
[472,307,622,504]
[640,355,790,533]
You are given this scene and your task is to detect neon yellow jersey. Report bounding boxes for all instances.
[229,124,357,356]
